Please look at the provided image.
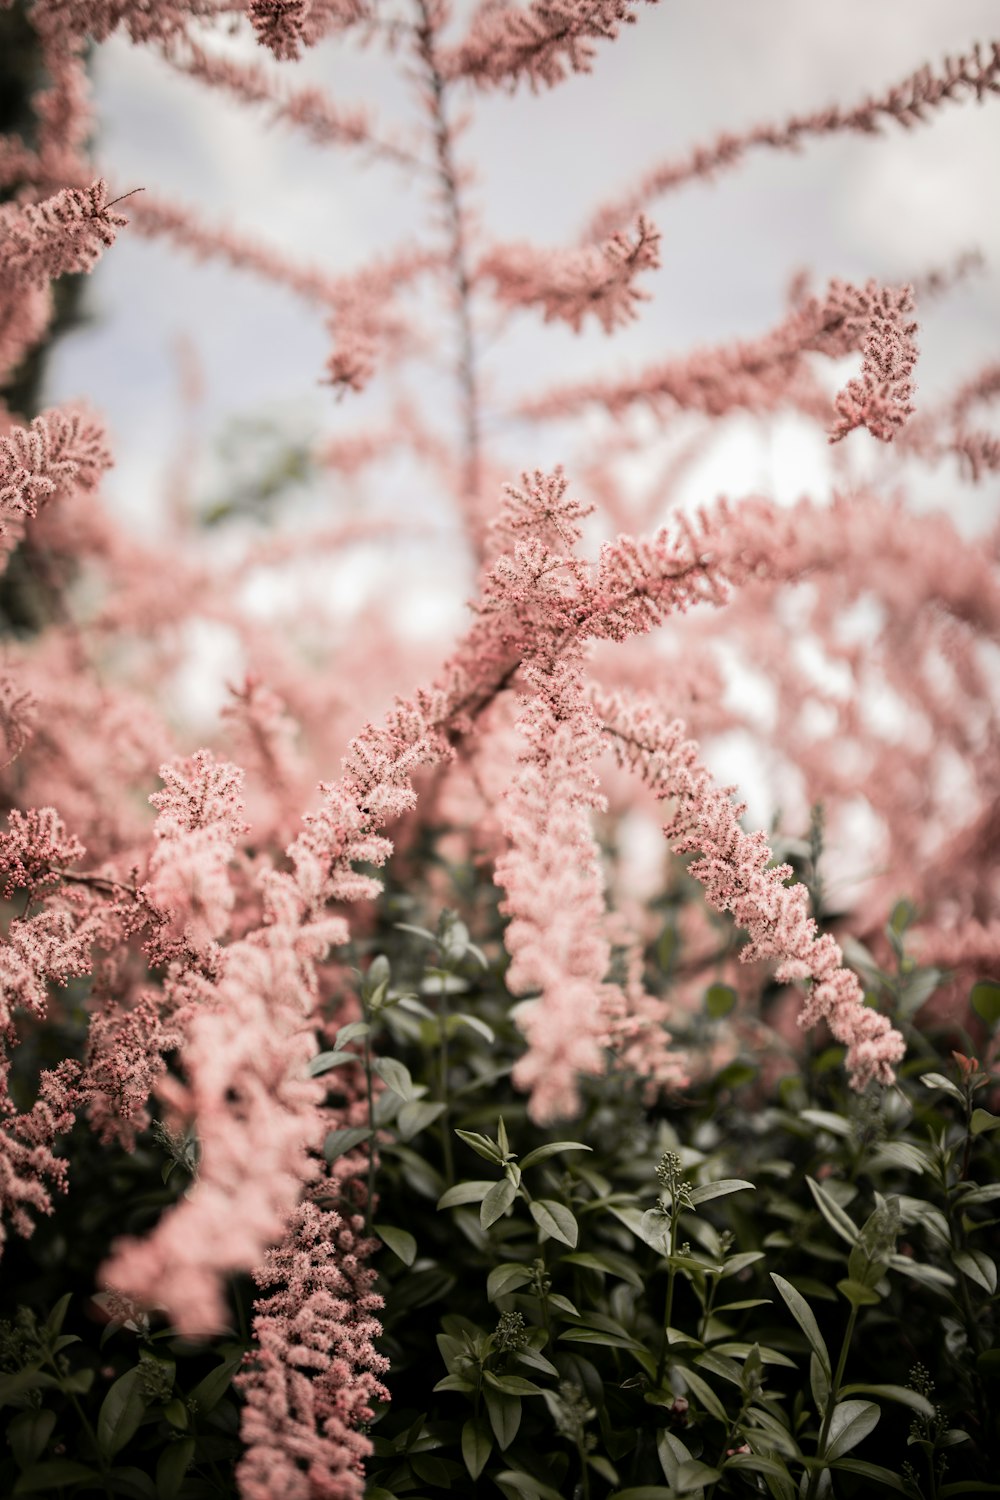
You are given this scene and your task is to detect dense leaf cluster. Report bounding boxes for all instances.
[3,887,998,1498]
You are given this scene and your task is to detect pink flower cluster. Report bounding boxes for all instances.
[1,4,998,1492]
[598,691,906,1088]
[481,214,661,334]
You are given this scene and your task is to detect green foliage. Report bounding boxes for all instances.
[2,895,999,1496]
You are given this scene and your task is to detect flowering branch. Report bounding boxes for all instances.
[481,213,661,334]
[589,37,1000,234]
[596,690,906,1088]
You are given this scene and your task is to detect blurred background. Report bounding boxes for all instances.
[43,2,998,497]
[18,0,1000,778]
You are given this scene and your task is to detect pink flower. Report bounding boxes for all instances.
[481,215,661,335]
[597,691,906,1088]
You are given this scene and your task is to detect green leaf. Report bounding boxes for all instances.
[657,1430,698,1485]
[323,1126,372,1160]
[677,1366,728,1422]
[98,1366,149,1460]
[484,1372,542,1395]
[705,983,737,1018]
[394,920,437,942]
[519,1141,593,1170]
[848,1197,899,1288]
[898,966,943,1018]
[954,1248,997,1295]
[971,980,1000,1029]
[958,1184,1000,1206]
[307,1050,354,1077]
[676,1460,723,1491]
[824,1399,880,1460]
[334,1020,370,1047]
[448,1013,496,1045]
[609,1491,675,1499]
[806,1176,858,1247]
[163,1399,187,1429]
[156,1438,195,1500]
[829,1458,907,1492]
[713,1342,797,1368]
[837,1278,882,1307]
[481,1176,518,1229]
[889,1255,956,1290]
[455,1129,504,1165]
[8,1410,56,1471]
[940,1485,1000,1495]
[374,1224,417,1266]
[688,1179,754,1206]
[433,1374,476,1393]
[374,1057,416,1099]
[840,1383,935,1418]
[810,1352,830,1414]
[560,1251,643,1288]
[971,1108,1000,1136]
[719,1250,765,1279]
[495,1470,563,1500]
[770,1274,831,1374]
[13,1461,100,1494]
[396,1100,446,1140]
[461,1416,493,1480]
[485,1388,521,1449]
[715,1061,758,1090]
[724,1452,794,1484]
[529,1199,578,1248]
[920,1072,965,1102]
[889,899,915,937]
[45,1295,72,1338]
[560,1327,647,1353]
[188,1348,244,1414]
[411,1453,459,1487]
[800,1110,853,1138]
[487,1262,534,1299]
[438,1179,496,1208]
[515,1347,560,1378]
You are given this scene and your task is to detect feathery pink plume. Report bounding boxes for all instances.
[525,277,919,444]
[0,407,112,535]
[481,214,660,334]
[445,0,658,92]
[589,38,1000,234]
[597,691,906,1088]
[0,179,129,292]
[236,1199,389,1500]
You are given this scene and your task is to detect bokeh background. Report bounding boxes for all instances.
[36,0,1000,760]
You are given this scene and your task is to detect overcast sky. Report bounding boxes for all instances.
[45,2,999,542]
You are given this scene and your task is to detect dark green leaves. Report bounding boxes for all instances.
[97,1367,149,1460]
[770,1274,830,1375]
[481,1177,518,1229]
[374,1224,418,1265]
[971,980,1000,1029]
[529,1199,578,1247]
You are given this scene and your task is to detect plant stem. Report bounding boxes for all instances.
[576,1439,591,1500]
[438,973,455,1189]
[413,0,483,544]
[363,1028,376,1231]
[698,1273,719,1344]
[52,1374,113,1500]
[655,1209,680,1387]
[808,1302,858,1500]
